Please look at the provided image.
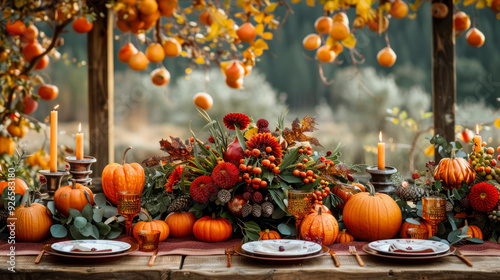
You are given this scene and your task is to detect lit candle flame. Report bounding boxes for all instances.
[476,124,479,135]
[78,123,82,133]
[379,131,383,142]
[54,104,60,110]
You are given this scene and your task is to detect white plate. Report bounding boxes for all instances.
[368,239,450,256]
[51,240,132,255]
[241,240,322,257]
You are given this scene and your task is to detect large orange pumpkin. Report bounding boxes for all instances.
[259,229,281,240]
[0,136,15,156]
[343,184,402,241]
[460,220,483,240]
[102,147,145,205]
[165,212,196,237]
[54,181,94,217]
[333,182,366,209]
[433,150,475,190]
[0,178,28,207]
[335,229,355,243]
[13,193,53,242]
[133,209,170,242]
[193,215,232,242]
[400,219,432,238]
[300,207,339,245]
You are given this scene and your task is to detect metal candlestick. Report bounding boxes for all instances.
[365,166,398,194]
[64,156,96,186]
[39,170,70,206]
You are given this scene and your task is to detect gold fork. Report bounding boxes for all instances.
[35,244,51,264]
[349,246,364,267]
[225,247,235,268]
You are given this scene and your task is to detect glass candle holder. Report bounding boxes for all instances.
[117,191,141,237]
[407,228,429,239]
[137,230,160,252]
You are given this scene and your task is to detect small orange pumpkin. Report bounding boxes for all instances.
[0,136,15,156]
[165,212,196,237]
[335,229,355,243]
[400,219,432,238]
[459,220,483,240]
[193,214,232,242]
[54,180,94,217]
[300,207,339,245]
[102,147,145,205]
[0,178,28,207]
[433,149,476,190]
[133,209,170,242]
[13,192,53,242]
[333,182,366,209]
[311,203,332,215]
[259,229,281,240]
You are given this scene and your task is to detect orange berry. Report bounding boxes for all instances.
[199,9,213,26]
[22,42,44,63]
[252,178,261,185]
[367,16,389,33]
[482,142,487,147]
[306,170,314,176]
[260,180,268,188]
[466,28,485,48]
[118,43,138,63]
[158,0,177,17]
[322,192,327,197]
[454,11,470,32]
[226,78,244,89]
[303,158,308,163]
[237,22,256,43]
[293,169,300,176]
[225,61,245,82]
[72,17,93,33]
[6,20,26,36]
[329,22,350,41]
[240,159,245,164]
[497,147,500,153]
[270,163,276,169]
[377,47,397,67]
[300,172,306,178]
[299,149,304,154]
[268,156,275,162]
[390,0,409,19]
[316,45,336,63]
[21,25,38,43]
[150,67,170,86]
[303,178,310,184]
[247,166,253,172]
[163,39,182,57]
[273,167,280,174]
[265,147,272,153]
[253,167,262,175]
[325,187,330,192]
[128,51,149,71]
[35,55,49,70]
[492,0,500,13]
[38,84,59,100]
[314,16,333,34]
[302,34,321,51]
[262,159,271,167]
[146,43,165,62]
[331,42,343,55]
[138,0,158,15]
[193,92,213,110]
[353,16,366,29]
[332,12,349,26]
[486,147,495,155]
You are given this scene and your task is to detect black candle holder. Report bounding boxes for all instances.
[64,156,96,186]
[365,166,398,194]
[39,170,70,205]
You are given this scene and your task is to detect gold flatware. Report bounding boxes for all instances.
[349,246,364,267]
[454,248,473,267]
[148,249,158,267]
[329,250,340,267]
[225,247,235,268]
[35,244,51,264]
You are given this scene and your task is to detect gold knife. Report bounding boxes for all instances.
[454,248,473,267]
[148,249,158,267]
[329,251,340,267]
[35,244,50,264]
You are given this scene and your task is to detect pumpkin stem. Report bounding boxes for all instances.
[24,190,32,208]
[464,220,469,227]
[366,183,376,196]
[212,212,216,219]
[121,146,133,165]
[450,148,457,159]
[71,179,77,189]
[141,208,153,222]
[265,229,270,234]
[318,206,322,215]
[342,229,346,233]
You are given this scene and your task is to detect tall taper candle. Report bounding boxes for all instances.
[378,131,385,170]
[76,123,83,160]
[473,124,482,153]
[50,105,59,172]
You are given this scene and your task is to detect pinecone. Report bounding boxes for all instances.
[167,195,192,213]
[217,189,231,204]
[252,192,263,203]
[446,201,454,212]
[396,183,425,202]
[0,208,8,222]
[482,222,494,237]
[242,191,252,201]
[252,204,262,218]
[487,210,499,223]
[261,201,274,217]
[454,204,465,213]
[242,203,253,217]
[460,197,471,209]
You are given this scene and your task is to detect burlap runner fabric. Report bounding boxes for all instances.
[1,236,499,256]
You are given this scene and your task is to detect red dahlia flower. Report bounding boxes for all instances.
[468,182,499,212]
[165,165,184,193]
[212,162,240,189]
[223,113,250,130]
[246,133,283,158]
[189,176,218,204]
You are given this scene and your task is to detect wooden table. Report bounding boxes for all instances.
[1,254,500,280]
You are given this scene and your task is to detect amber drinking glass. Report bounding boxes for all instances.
[287,190,314,240]
[422,197,446,236]
[137,230,160,252]
[117,191,141,237]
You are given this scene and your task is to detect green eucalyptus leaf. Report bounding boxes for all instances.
[68,208,83,218]
[277,223,292,236]
[272,207,286,219]
[467,238,484,244]
[106,225,122,239]
[93,208,105,223]
[94,193,107,207]
[74,216,88,229]
[447,229,461,242]
[103,205,118,218]
[82,204,93,222]
[96,222,111,236]
[447,212,457,231]
[84,190,92,204]
[428,236,441,242]
[47,201,56,215]
[90,225,100,239]
[452,188,462,200]
[50,224,68,238]
[244,221,261,233]
[69,225,86,239]
[246,231,260,241]
[79,222,93,237]
[268,189,286,212]
[405,218,421,225]
[66,215,73,225]
[461,226,469,235]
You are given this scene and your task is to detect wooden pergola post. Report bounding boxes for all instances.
[87,5,114,176]
[432,0,456,161]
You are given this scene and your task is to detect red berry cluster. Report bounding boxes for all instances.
[311,181,330,204]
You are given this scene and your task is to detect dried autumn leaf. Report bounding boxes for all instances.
[494,117,500,129]
[425,145,435,156]
[159,136,195,161]
[255,23,265,35]
[262,32,273,40]
[341,33,357,48]
[265,3,278,13]
[283,116,323,147]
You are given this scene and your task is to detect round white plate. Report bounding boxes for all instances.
[368,239,450,256]
[241,240,322,257]
[51,240,132,255]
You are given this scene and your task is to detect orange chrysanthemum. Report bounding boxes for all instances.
[164,165,184,193]
[223,113,250,130]
[246,133,283,158]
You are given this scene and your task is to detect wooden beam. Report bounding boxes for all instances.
[432,0,456,161]
[87,5,114,177]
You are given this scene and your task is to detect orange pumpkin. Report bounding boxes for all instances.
[333,182,366,209]
[335,229,355,243]
[193,215,232,242]
[0,136,15,156]
[311,203,332,214]
[102,147,145,205]
[460,220,483,240]
[0,178,28,206]
[400,219,432,238]
[165,212,196,237]
[13,192,53,242]
[300,207,339,245]
[259,229,281,240]
[54,181,94,217]
[433,150,476,190]
[343,184,402,241]
[134,209,170,242]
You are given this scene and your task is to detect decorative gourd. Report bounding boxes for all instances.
[343,184,402,241]
[133,209,170,242]
[0,136,15,156]
[53,180,94,217]
[399,219,432,238]
[13,192,53,242]
[333,182,366,209]
[459,220,483,240]
[300,207,339,245]
[335,229,355,243]
[102,147,145,205]
[165,212,196,237]
[193,214,232,242]
[259,229,281,240]
[433,149,476,190]
[0,178,28,207]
